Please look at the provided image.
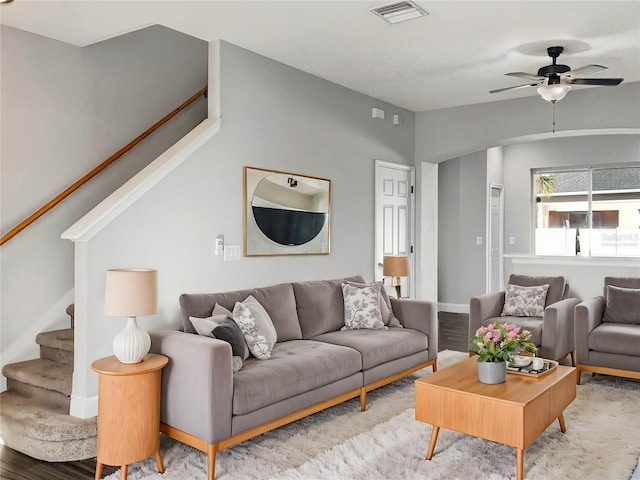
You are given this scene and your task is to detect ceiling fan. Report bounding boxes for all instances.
[490,46,624,103]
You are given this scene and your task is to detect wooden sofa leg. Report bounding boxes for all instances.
[432,359,437,373]
[570,350,576,367]
[207,443,217,480]
[575,365,581,385]
[360,388,367,412]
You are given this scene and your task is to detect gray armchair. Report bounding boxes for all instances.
[575,276,640,383]
[469,274,580,363]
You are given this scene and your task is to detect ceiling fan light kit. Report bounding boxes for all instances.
[490,45,624,103]
[537,84,571,103]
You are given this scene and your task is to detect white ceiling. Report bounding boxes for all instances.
[2,1,639,112]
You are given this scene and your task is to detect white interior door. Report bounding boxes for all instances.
[488,184,504,292]
[375,160,415,297]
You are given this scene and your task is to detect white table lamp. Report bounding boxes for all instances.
[104,268,157,364]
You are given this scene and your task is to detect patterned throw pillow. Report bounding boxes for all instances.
[341,282,386,330]
[343,280,402,328]
[501,283,549,317]
[232,298,277,360]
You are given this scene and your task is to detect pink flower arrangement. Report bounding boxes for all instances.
[472,321,537,363]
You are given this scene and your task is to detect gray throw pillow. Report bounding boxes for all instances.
[213,318,250,361]
[341,281,386,330]
[501,283,549,317]
[603,285,640,324]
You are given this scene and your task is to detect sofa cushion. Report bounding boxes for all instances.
[232,340,362,415]
[482,316,542,348]
[509,274,565,307]
[232,298,277,360]
[588,323,640,357]
[341,282,386,330]
[501,283,549,317]
[293,275,365,339]
[602,286,640,325]
[179,282,301,341]
[312,328,427,370]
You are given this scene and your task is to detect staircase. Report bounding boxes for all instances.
[0,320,97,462]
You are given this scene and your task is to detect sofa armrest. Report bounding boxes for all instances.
[149,330,233,444]
[540,297,581,360]
[469,291,506,347]
[390,298,438,361]
[574,296,605,364]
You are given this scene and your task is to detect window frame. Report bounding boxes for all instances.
[531,162,640,258]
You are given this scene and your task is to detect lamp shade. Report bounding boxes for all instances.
[383,255,409,277]
[104,268,158,317]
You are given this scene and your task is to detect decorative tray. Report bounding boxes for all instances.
[507,358,558,378]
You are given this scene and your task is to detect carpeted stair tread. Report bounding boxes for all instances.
[36,328,73,352]
[0,392,96,461]
[2,358,72,396]
[0,392,95,441]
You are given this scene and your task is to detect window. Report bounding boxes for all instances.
[533,164,640,257]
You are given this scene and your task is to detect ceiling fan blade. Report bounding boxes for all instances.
[567,78,623,86]
[568,64,607,77]
[505,72,545,81]
[489,83,538,94]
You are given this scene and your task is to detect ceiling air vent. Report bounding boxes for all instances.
[371,1,428,24]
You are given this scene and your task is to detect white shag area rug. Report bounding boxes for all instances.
[107,350,640,480]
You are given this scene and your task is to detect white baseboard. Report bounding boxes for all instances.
[70,394,98,419]
[437,302,469,314]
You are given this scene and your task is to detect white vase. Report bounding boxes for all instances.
[477,360,507,384]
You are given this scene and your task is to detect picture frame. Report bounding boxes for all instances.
[244,166,331,256]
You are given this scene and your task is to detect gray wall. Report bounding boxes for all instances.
[416,82,640,164]
[438,151,487,305]
[70,40,416,405]
[0,25,207,386]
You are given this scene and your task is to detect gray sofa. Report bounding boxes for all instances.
[575,276,640,383]
[469,274,580,363]
[149,276,438,480]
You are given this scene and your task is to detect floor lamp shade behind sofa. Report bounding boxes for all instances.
[104,268,158,364]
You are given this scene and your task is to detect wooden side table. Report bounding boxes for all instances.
[92,354,169,480]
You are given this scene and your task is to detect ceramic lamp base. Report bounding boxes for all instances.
[113,317,151,364]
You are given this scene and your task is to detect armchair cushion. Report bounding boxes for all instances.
[603,286,640,325]
[588,323,640,357]
[508,274,566,306]
[501,283,549,317]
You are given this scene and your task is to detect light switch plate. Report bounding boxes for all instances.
[476,236,483,245]
[224,244,241,261]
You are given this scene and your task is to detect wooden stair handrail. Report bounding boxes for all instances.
[1,86,208,246]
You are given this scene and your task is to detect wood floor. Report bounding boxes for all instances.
[438,311,470,352]
[0,312,470,480]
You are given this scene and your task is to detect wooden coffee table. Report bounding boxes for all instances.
[415,357,576,480]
